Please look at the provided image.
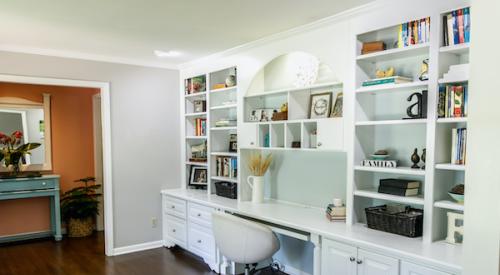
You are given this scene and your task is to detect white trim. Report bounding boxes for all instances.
[0,74,115,256]
[0,45,178,70]
[178,1,382,70]
[281,264,312,275]
[113,240,164,256]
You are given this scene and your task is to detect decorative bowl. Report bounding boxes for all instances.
[448,192,464,204]
[371,154,389,160]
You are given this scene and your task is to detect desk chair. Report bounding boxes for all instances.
[212,212,280,275]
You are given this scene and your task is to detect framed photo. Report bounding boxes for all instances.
[193,100,206,113]
[228,134,237,152]
[249,108,276,122]
[190,166,208,187]
[330,92,343,117]
[309,92,332,119]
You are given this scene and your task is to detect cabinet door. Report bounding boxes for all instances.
[239,123,257,148]
[316,119,343,150]
[357,249,399,275]
[321,239,357,275]
[401,261,452,275]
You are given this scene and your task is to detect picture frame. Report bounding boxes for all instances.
[249,108,276,122]
[228,134,238,152]
[309,92,332,119]
[193,100,206,113]
[330,92,343,117]
[189,166,208,187]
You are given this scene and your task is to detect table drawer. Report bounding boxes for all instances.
[188,202,213,227]
[165,215,187,246]
[164,196,187,219]
[0,178,57,193]
[188,222,216,261]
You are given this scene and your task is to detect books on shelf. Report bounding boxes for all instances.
[443,7,470,46]
[195,118,207,136]
[397,17,430,48]
[378,179,421,197]
[325,204,346,222]
[438,84,468,118]
[215,119,237,128]
[215,156,237,178]
[451,128,467,165]
[362,76,413,87]
[361,160,398,168]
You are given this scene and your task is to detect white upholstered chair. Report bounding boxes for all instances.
[212,212,280,275]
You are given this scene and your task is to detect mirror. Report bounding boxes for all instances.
[0,94,52,171]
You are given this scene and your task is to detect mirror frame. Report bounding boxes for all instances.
[0,94,52,171]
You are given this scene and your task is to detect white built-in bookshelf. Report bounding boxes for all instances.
[182,67,239,197]
[351,5,470,246]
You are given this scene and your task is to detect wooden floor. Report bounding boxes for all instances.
[0,232,216,275]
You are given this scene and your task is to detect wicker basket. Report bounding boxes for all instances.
[68,217,94,238]
[365,205,423,238]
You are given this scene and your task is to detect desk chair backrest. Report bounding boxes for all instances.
[212,212,280,264]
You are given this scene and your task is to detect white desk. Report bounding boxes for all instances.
[161,188,462,274]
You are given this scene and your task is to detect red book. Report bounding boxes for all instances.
[457,9,465,44]
[453,86,464,117]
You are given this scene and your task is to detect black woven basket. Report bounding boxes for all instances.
[365,205,423,238]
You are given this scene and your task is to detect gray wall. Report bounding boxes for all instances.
[0,51,180,248]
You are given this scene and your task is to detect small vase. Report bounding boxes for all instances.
[411,148,420,169]
[247,176,265,203]
[225,74,236,87]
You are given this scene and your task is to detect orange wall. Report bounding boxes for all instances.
[0,83,99,236]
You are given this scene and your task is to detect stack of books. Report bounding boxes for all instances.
[325,204,346,222]
[438,84,468,118]
[215,157,237,178]
[362,76,412,87]
[397,17,431,48]
[443,7,471,46]
[378,179,421,197]
[195,118,207,136]
[451,128,467,165]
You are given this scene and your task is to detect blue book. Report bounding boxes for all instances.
[402,23,408,46]
[464,8,471,43]
[452,11,460,45]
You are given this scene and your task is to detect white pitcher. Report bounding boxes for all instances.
[247,176,264,203]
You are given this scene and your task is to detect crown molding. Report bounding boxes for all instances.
[0,44,179,70]
[178,0,383,71]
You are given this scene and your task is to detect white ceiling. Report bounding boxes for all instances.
[0,0,374,68]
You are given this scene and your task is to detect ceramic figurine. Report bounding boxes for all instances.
[225,74,236,87]
[411,148,420,169]
[419,59,429,81]
[421,148,426,170]
[375,67,395,78]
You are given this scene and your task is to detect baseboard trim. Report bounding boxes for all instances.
[0,231,54,243]
[113,240,164,256]
[282,264,312,275]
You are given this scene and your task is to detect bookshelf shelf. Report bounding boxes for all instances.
[185,161,208,166]
[210,86,237,93]
[185,112,207,118]
[438,78,468,84]
[435,163,466,171]
[355,119,427,126]
[439,43,470,55]
[185,92,207,99]
[211,152,238,157]
[210,104,237,110]
[211,176,238,183]
[210,126,237,131]
[437,117,467,124]
[434,200,464,212]
[354,188,425,206]
[244,81,342,98]
[356,81,428,94]
[356,43,430,62]
[354,166,426,176]
[186,136,207,140]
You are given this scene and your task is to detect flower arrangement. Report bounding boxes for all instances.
[0,131,41,175]
[248,153,273,176]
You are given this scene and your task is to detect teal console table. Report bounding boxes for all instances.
[0,175,62,242]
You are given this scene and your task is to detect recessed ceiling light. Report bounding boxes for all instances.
[154,50,181,58]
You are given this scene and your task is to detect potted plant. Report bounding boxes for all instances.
[61,177,101,237]
[0,131,41,177]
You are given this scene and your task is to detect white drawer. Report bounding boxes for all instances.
[165,196,187,219]
[165,215,187,246]
[188,202,214,227]
[188,222,216,261]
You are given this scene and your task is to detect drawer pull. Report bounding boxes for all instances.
[356,260,363,265]
[172,229,176,233]
[349,257,355,262]
[42,182,47,186]
[171,205,175,209]
[197,240,202,244]
[197,213,201,217]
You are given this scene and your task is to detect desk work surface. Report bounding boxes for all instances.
[161,188,462,273]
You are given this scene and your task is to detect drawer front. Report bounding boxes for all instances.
[188,222,216,261]
[164,196,187,219]
[0,178,57,193]
[165,215,187,246]
[188,202,214,227]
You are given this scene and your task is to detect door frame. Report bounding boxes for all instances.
[0,74,115,256]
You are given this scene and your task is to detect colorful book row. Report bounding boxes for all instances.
[438,85,468,118]
[195,118,207,136]
[451,128,467,165]
[443,7,471,46]
[397,17,431,48]
[215,157,237,178]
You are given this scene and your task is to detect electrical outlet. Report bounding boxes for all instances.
[151,217,158,228]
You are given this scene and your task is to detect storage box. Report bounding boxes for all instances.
[365,205,423,237]
[361,41,386,55]
[215,181,237,199]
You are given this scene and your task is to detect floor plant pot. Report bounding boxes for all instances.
[68,217,94,237]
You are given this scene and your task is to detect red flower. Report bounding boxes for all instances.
[12,131,23,139]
